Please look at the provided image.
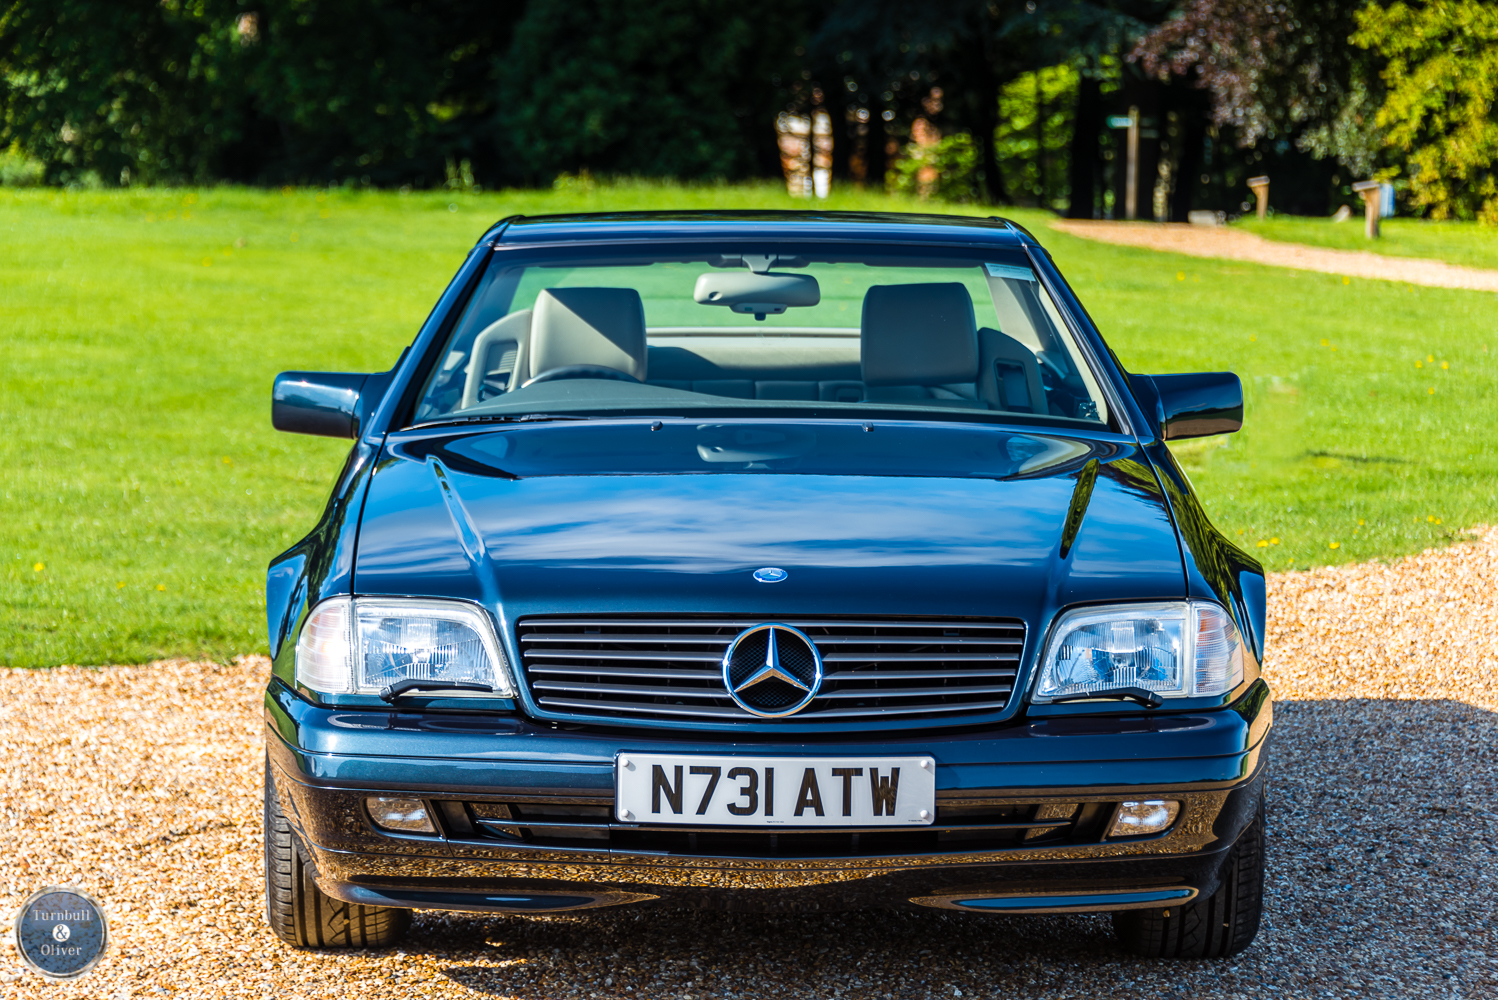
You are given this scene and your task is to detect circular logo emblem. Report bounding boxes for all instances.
[752,567,788,584]
[14,887,109,980]
[722,624,823,718]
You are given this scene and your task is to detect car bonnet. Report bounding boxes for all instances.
[353,419,1186,630]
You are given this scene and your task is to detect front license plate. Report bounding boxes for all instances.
[615,754,936,826]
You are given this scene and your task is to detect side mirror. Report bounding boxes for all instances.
[1139,372,1243,440]
[272,371,371,438]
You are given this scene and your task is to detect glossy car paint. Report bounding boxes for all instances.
[263,212,1270,913]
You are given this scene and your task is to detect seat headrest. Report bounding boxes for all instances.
[530,287,647,381]
[860,283,979,387]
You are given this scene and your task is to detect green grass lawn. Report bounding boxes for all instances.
[3,183,1495,667]
[1236,214,1498,272]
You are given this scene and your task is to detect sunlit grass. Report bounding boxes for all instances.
[1236,214,1498,272]
[1022,211,1497,584]
[1,183,1494,666]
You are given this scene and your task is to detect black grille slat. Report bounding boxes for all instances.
[525,649,725,662]
[523,633,735,645]
[529,665,724,680]
[461,797,1103,857]
[820,651,1015,663]
[516,615,1026,729]
[788,636,1021,647]
[789,699,1014,718]
[816,684,1013,700]
[537,698,753,719]
[824,669,1016,681]
[532,681,733,700]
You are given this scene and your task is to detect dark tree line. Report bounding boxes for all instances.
[0,0,808,188]
[0,0,1412,216]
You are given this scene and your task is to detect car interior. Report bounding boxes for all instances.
[418,258,1109,426]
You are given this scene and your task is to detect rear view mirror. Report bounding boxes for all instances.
[1144,372,1243,440]
[272,371,371,438]
[693,271,820,319]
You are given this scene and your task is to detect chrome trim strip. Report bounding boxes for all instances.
[910,887,1198,914]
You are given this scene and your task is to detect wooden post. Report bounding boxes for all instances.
[1352,180,1382,238]
[1247,176,1269,220]
[1124,106,1139,221]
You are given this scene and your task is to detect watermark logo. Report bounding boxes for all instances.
[13,887,108,980]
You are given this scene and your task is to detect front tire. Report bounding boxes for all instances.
[263,757,411,948]
[1111,795,1265,959]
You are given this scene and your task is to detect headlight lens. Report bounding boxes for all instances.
[295,596,515,698]
[1032,601,1244,703]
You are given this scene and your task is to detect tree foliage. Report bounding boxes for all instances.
[811,1,1168,203]
[495,0,804,182]
[0,0,522,186]
[1,0,1460,213]
[1354,0,1498,222]
[1133,0,1384,174]
[0,0,238,185]
[235,0,521,184]
[889,132,980,200]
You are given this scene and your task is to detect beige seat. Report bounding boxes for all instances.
[977,327,1047,414]
[860,283,984,407]
[526,287,647,383]
[460,310,532,409]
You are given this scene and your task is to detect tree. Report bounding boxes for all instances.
[0,0,241,185]
[1133,0,1385,176]
[234,0,525,185]
[1353,0,1498,222]
[812,1,1169,206]
[0,0,524,186]
[494,0,807,183]
[811,0,1040,204]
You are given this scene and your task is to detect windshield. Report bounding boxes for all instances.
[412,243,1112,428]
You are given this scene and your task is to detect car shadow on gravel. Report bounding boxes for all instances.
[429,907,1123,997]
[388,699,1498,999]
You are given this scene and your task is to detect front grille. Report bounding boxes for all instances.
[450,797,1115,858]
[516,616,1027,728]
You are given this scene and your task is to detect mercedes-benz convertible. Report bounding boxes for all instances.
[262,211,1269,959]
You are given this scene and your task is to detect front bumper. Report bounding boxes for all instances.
[265,679,1271,913]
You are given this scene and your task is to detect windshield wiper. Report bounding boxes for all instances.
[378,679,495,702]
[1050,686,1164,709]
[413,412,594,429]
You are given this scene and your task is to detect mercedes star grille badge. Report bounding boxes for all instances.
[721,624,823,718]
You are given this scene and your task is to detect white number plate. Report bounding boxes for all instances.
[615,754,936,827]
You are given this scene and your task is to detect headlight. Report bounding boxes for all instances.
[295,596,515,698]
[1032,601,1244,704]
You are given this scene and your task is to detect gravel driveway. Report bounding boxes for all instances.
[3,528,1497,999]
